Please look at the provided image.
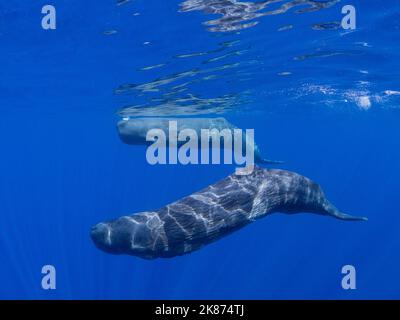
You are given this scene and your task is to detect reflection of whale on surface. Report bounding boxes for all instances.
[179,0,340,32]
[91,166,367,259]
[117,117,282,164]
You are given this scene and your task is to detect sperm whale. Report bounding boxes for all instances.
[91,166,367,259]
[117,117,282,164]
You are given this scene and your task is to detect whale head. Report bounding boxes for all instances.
[90,216,159,259]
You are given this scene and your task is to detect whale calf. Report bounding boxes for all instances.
[91,166,366,259]
[117,117,282,164]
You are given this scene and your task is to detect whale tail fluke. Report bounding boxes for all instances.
[253,147,284,165]
[331,211,368,221]
[324,201,368,221]
[257,157,284,165]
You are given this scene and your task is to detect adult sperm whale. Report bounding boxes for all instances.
[117,117,282,164]
[91,166,367,259]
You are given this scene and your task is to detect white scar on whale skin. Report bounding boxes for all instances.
[91,166,367,260]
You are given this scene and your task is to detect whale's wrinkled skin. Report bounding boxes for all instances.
[117,117,282,164]
[91,166,366,259]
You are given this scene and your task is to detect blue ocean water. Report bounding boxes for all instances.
[1,0,400,299]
